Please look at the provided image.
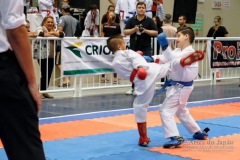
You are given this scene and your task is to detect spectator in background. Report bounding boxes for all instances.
[26,20,38,37]
[206,15,228,39]
[124,2,158,95]
[23,0,31,17]
[153,0,164,21]
[177,15,187,30]
[124,2,158,56]
[128,0,137,18]
[84,4,100,37]
[33,15,64,99]
[38,0,55,19]
[162,14,177,50]
[138,0,153,18]
[152,15,165,85]
[57,4,78,87]
[0,0,45,159]
[62,0,69,5]
[57,0,74,17]
[115,0,129,36]
[25,19,39,95]
[205,15,228,80]
[152,15,163,54]
[101,4,120,37]
[58,0,69,17]
[102,12,121,37]
[151,0,157,17]
[101,12,121,84]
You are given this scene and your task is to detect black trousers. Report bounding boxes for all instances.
[38,58,54,91]
[0,50,45,160]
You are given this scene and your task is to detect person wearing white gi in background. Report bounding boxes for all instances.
[127,0,153,19]
[127,0,137,19]
[84,4,100,37]
[38,0,58,25]
[106,35,204,147]
[114,0,128,36]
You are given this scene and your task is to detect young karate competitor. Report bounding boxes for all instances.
[156,27,209,148]
[106,34,204,146]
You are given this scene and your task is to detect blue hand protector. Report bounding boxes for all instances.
[143,56,154,63]
[157,32,168,50]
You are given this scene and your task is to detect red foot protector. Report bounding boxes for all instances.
[180,50,204,67]
[138,137,150,147]
[130,69,137,83]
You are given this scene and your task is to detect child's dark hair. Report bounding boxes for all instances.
[107,35,123,52]
[177,27,195,43]
[89,4,98,10]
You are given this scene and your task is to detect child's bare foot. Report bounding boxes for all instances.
[180,50,204,67]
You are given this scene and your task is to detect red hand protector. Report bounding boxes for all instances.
[136,50,143,55]
[155,58,160,64]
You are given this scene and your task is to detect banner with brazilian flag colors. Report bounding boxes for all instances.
[61,37,117,76]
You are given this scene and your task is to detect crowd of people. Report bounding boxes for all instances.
[24,0,167,98]
[0,0,229,159]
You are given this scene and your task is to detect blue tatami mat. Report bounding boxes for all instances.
[88,150,191,160]
[1,115,240,160]
[42,129,165,160]
[37,116,240,159]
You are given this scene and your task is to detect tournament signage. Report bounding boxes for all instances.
[209,40,240,68]
[61,38,130,76]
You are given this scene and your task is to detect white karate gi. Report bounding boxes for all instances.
[84,9,100,37]
[157,46,201,138]
[115,0,129,36]
[112,49,184,122]
[128,0,137,18]
[38,0,54,18]
[38,0,58,25]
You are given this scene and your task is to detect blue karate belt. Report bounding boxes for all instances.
[128,11,136,17]
[154,79,193,97]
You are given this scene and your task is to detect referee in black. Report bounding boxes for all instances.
[0,0,45,159]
